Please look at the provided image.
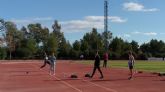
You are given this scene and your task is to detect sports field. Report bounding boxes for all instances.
[0,60,165,92]
[81,60,165,72]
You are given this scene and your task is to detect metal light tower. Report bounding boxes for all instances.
[104,0,108,52]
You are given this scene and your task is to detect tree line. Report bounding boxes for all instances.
[0,19,165,60]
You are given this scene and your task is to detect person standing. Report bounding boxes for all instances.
[128,51,135,80]
[90,51,104,79]
[80,54,84,60]
[49,52,56,75]
[103,52,108,68]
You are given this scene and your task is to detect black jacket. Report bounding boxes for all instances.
[94,54,100,67]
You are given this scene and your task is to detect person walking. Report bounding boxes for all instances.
[90,51,104,79]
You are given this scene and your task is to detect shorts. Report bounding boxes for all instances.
[129,65,133,69]
[51,61,55,69]
[104,60,107,62]
[128,61,133,69]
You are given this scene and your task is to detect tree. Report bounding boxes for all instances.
[58,38,71,59]
[80,28,104,59]
[5,21,18,59]
[52,20,71,58]
[28,23,45,44]
[27,23,50,57]
[52,20,61,32]
[52,20,63,44]
[38,27,49,55]
[45,33,58,55]
[109,37,132,59]
[112,37,122,53]
[0,47,7,59]
[130,40,139,54]
[72,40,81,58]
[16,38,37,59]
[102,31,112,52]
[149,39,165,57]
[0,19,6,46]
[14,30,24,48]
[73,40,81,51]
[21,26,30,39]
[0,19,6,32]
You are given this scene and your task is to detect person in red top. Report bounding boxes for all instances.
[103,52,108,68]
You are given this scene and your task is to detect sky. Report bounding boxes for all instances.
[0,0,165,45]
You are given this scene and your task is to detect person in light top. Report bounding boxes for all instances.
[49,52,56,75]
[128,51,135,80]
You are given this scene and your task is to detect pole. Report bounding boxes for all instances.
[104,0,108,52]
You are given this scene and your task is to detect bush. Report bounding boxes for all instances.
[111,52,120,60]
[0,47,7,59]
[16,48,32,59]
[121,52,129,60]
[138,53,148,60]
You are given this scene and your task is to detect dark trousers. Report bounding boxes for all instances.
[40,60,50,68]
[91,66,103,78]
[103,60,107,68]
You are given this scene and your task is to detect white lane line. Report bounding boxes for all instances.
[28,61,117,92]
[82,79,118,92]
[55,76,82,92]
[1,62,39,64]
[30,63,83,92]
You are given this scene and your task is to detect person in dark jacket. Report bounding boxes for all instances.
[40,52,50,68]
[90,51,104,79]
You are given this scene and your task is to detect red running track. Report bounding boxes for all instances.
[0,60,165,92]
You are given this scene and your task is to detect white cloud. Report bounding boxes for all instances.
[124,34,131,38]
[143,8,159,12]
[9,16,126,33]
[108,16,127,23]
[10,17,53,24]
[85,16,127,23]
[11,19,31,24]
[123,2,144,11]
[132,31,140,34]
[132,31,157,36]
[123,2,159,12]
[85,16,103,22]
[61,16,126,33]
[33,17,53,21]
[144,32,157,36]
[61,20,104,33]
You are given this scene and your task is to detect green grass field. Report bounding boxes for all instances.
[80,60,165,72]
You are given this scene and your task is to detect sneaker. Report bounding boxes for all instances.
[128,77,132,80]
[89,76,92,78]
[49,72,52,76]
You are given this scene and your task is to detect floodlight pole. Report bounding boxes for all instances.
[104,0,108,52]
